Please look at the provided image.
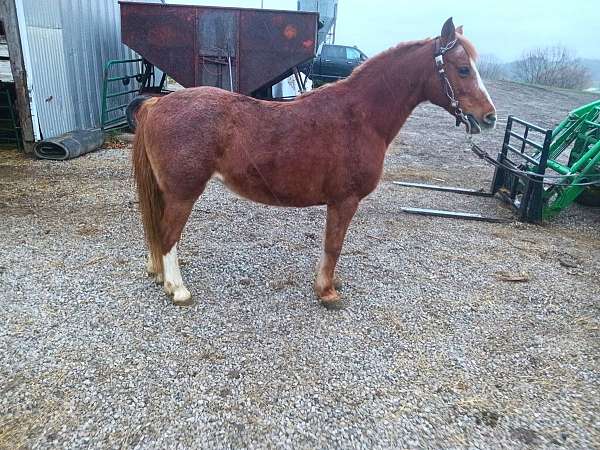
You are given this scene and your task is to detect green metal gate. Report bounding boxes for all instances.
[100,58,165,130]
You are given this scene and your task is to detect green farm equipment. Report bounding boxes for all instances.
[396,99,600,223]
[491,99,600,222]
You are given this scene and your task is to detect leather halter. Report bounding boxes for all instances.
[434,37,471,133]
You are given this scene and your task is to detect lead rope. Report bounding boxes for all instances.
[466,137,600,187]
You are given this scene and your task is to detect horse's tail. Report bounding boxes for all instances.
[131,96,164,275]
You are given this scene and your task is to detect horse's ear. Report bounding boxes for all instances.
[441,17,456,43]
[456,25,464,35]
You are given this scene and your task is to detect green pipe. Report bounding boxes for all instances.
[570,141,600,174]
[545,160,570,175]
[107,75,137,83]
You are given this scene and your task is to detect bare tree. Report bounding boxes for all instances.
[514,46,592,90]
[477,54,506,80]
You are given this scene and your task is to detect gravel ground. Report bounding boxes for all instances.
[1,80,599,449]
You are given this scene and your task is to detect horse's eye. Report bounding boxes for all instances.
[458,66,471,78]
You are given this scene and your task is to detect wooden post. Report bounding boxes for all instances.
[0,0,35,153]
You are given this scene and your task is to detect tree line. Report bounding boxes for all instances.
[477,46,593,90]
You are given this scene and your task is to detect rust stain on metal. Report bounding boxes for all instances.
[302,39,315,49]
[119,1,318,96]
[283,25,297,40]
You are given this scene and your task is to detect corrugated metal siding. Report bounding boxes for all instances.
[21,0,137,139]
[22,1,62,28]
[26,26,76,138]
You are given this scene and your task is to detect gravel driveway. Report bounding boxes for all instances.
[1,81,599,449]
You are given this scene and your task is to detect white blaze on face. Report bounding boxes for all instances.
[470,57,495,110]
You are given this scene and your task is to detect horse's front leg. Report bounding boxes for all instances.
[315,197,359,308]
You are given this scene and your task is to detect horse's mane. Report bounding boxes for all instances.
[298,38,434,99]
[351,38,435,79]
[297,33,478,100]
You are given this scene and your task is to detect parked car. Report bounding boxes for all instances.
[303,44,368,87]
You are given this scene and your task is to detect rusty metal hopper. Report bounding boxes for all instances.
[119,1,318,96]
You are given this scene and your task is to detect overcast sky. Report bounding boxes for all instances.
[181,0,599,61]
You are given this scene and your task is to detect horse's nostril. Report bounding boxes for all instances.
[484,113,497,125]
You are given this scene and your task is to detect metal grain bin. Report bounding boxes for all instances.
[119,1,318,96]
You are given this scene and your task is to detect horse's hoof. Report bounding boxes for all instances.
[172,286,193,307]
[320,298,345,310]
[317,288,343,310]
[317,286,340,301]
[173,294,194,307]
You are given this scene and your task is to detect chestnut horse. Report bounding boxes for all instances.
[130,18,496,307]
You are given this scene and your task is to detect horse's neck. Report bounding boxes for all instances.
[342,41,434,145]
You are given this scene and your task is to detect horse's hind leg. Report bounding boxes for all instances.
[315,197,359,308]
[163,243,189,305]
[146,254,163,283]
[160,197,196,306]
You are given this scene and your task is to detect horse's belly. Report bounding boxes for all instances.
[212,171,326,207]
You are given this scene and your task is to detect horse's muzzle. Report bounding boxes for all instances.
[483,113,497,128]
